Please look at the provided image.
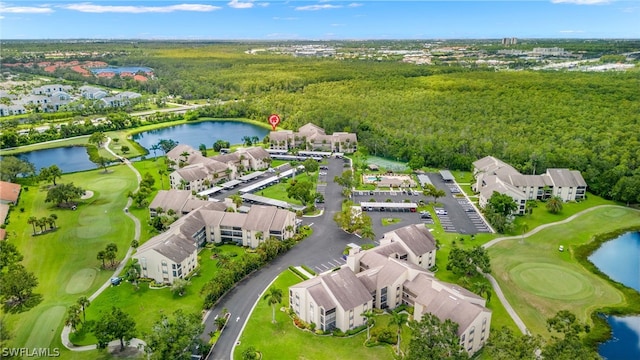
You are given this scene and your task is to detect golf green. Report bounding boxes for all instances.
[24,305,65,349]
[509,263,594,300]
[65,268,97,294]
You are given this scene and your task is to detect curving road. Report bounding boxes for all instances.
[60,138,146,352]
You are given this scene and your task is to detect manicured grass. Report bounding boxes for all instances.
[258,173,317,206]
[71,245,251,345]
[3,166,139,357]
[509,193,615,236]
[0,135,90,155]
[234,270,395,360]
[489,206,640,337]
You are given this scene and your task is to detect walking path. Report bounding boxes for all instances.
[61,138,146,352]
[480,204,634,335]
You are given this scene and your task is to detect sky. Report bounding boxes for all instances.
[1,0,639,40]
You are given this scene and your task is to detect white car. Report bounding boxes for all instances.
[558,245,564,252]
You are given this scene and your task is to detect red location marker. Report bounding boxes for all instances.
[268,114,281,130]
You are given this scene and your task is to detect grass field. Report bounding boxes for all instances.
[258,172,317,206]
[234,270,397,360]
[2,165,139,359]
[70,245,250,346]
[489,205,640,337]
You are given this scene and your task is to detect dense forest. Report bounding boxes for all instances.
[2,41,639,202]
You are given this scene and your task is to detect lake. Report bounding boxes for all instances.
[131,120,269,151]
[7,120,269,173]
[589,231,640,360]
[14,146,96,174]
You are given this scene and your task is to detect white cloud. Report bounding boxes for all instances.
[273,16,298,21]
[228,0,254,9]
[551,0,611,5]
[348,3,363,8]
[0,3,54,14]
[257,2,269,7]
[295,4,342,11]
[62,3,221,13]
[331,23,345,27]
[559,30,585,33]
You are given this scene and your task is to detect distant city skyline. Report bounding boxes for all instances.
[1,1,639,40]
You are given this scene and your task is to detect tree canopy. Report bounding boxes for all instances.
[45,183,85,206]
[144,309,205,360]
[446,246,491,277]
[0,156,35,182]
[406,313,468,360]
[93,307,137,351]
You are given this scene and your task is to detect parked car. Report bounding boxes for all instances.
[559,245,564,252]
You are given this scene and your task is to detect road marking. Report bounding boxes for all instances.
[319,264,329,270]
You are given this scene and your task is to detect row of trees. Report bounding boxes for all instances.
[201,236,301,309]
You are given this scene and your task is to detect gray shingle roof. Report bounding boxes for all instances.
[387,224,437,257]
[244,205,277,231]
[321,267,372,310]
[149,190,192,213]
[547,168,587,188]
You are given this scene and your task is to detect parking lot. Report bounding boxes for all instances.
[353,173,492,235]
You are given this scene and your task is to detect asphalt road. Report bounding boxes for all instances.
[203,157,368,360]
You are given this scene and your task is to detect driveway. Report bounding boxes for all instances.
[204,157,368,360]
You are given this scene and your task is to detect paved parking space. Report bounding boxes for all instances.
[313,256,347,274]
[352,173,493,235]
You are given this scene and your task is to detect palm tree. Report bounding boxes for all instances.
[37,217,47,233]
[27,216,37,235]
[65,304,82,332]
[77,296,90,322]
[150,144,160,159]
[48,165,62,186]
[97,251,106,268]
[473,281,492,303]
[360,226,375,241]
[390,311,408,355]
[262,286,283,324]
[49,214,58,229]
[46,216,55,230]
[105,250,117,267]
[230,194,243,209]
[361,310,375,341]
[546,196,563,214]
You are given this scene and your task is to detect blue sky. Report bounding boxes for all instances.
[1,1,638,39]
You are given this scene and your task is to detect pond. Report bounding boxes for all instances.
[131,120,269,151]
[13,146,96,174]
[6,120,269,173]
[589,231,640,360]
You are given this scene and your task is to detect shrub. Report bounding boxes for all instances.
[332,328,345,337]
[301,265,316,275]
[346,324,367,336]
[371,326,395,344]
[288,266,309,280]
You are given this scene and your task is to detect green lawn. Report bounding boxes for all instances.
[234,270,396,360]
[508,193,616,236]
[381,217,402,226]
[70,245,251,345]
[3,165,139,358]
[489,205,640,337]
[257,173,317,206]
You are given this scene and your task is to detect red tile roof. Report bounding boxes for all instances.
[0,181,21,204]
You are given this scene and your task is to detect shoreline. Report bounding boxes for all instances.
[0,117,273,157]
[573,226,640,349]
